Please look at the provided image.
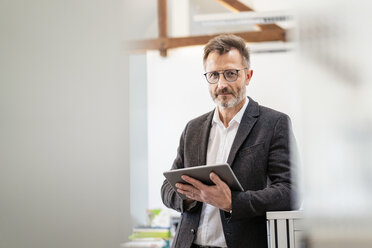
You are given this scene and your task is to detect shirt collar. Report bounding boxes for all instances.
[212,97,249,126]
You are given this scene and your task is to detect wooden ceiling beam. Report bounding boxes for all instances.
[168,30,285,48]
[215,0,285,35]
[124,0,288,55]
[124,29,285,53]
[157,0,168,56]
[216,0,254,12]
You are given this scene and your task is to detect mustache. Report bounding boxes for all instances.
[215,88,235,96]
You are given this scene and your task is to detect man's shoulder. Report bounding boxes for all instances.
[259,104,289,118]
[246,97,289,120]
[187,110,214,126]
[256,103,291,125]
[180,110,213,136]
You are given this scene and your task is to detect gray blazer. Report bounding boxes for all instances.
[161,97,298,248]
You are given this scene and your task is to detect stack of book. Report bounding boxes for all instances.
[121,226,171,248]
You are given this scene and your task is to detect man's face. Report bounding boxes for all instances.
[205,49,252,109]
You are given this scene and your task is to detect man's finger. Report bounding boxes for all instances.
[209,172,225,186]
[175,183,188,190]
[177,189,192,198]
[177,188,198,201]
[176,183,197,193]
[181,175,205,190]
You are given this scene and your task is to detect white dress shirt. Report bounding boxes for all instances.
[194,98,249,247]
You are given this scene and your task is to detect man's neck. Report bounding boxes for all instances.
[217,98,246,128]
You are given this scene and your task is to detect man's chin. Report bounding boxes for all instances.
[217,95,231,103]
[214,99,236,109]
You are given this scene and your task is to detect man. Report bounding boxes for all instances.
[161,34,298,248]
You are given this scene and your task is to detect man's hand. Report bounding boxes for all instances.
[175,172,232,212]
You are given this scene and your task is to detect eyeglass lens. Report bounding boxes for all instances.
[206,69,239,84]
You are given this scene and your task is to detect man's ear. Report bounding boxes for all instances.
[246,70,253,86]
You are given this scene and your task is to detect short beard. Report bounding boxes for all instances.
[211,86,246,109]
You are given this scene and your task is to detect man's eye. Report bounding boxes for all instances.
[209,72,219,78]
[226,70,237,76]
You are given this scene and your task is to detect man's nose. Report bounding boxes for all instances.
[217,76,229,89]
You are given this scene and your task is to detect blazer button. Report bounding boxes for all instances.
[190,229,196,234]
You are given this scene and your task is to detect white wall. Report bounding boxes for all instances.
[129,54,148,226]
[146,46,302,210]
[0,1,131,247]
[147,47,213,210]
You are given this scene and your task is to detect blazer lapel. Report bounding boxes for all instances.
[227,97,260,167]
[198,110,214,166]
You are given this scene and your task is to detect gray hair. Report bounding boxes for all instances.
[203,34,250,68]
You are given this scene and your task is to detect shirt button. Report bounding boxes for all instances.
[190,228,196,234]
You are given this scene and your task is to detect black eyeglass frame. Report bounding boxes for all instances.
[203,68,248,84]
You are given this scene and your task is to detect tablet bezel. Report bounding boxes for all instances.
[163,163,244,200]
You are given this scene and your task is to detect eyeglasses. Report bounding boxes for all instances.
[203,68,247,84]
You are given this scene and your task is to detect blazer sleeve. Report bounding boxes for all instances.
[160,123,200,213]
[227,114,299,222]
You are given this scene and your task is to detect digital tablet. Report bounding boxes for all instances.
[163,163,244,200]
